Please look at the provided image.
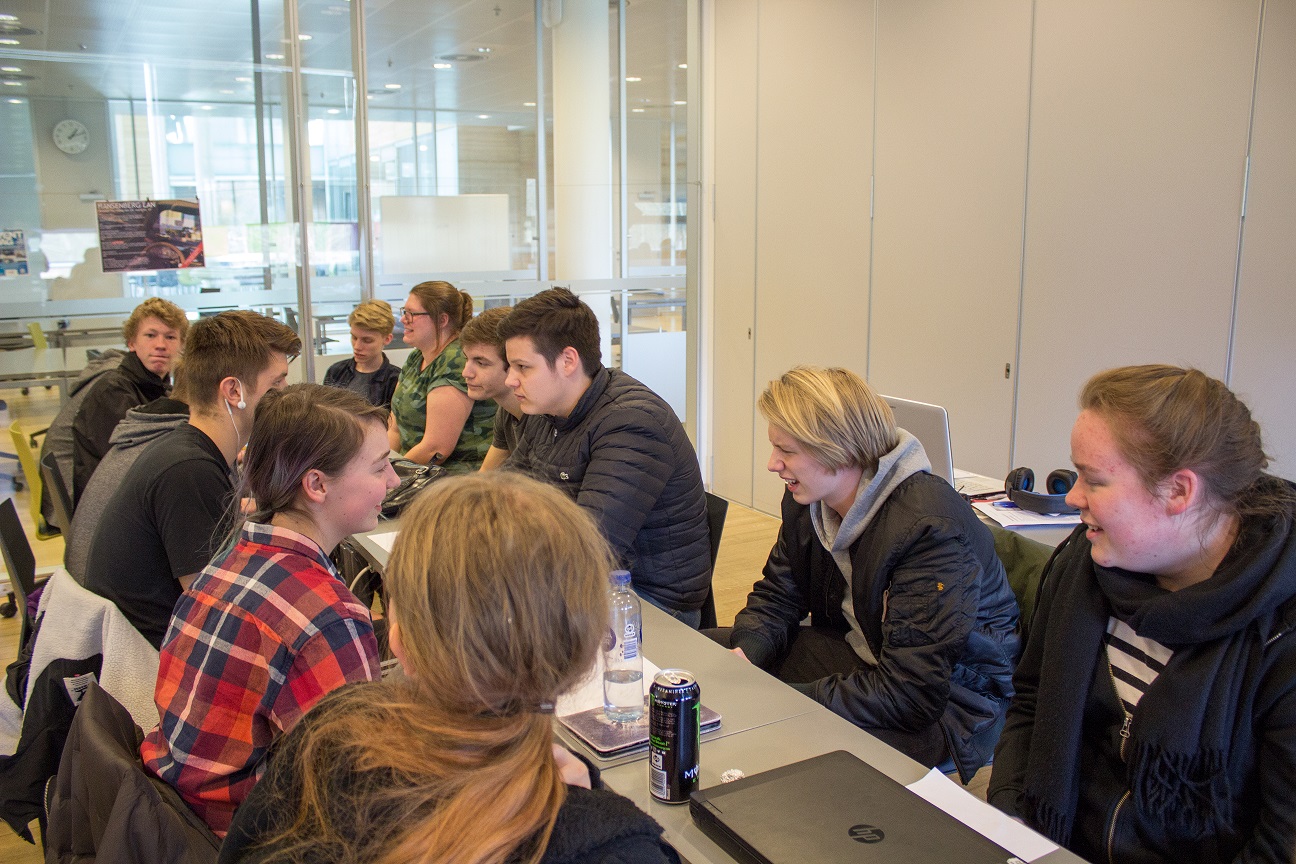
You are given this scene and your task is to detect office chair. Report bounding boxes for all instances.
[701,492,730,629]
[0,497,53,654]
[9,421,59,540]
[40,450,76,550]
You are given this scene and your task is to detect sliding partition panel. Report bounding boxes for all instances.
[868,0,1032,480]
[1231,0,1296,481]
[1012,0,1261,474]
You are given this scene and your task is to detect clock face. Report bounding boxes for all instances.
[53,119,88,155]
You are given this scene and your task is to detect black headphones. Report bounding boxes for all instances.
[1004,467,1079,515]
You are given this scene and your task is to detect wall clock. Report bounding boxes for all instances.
[52,119,89,155]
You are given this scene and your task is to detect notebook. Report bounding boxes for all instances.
[559,701,722,757]
[690,750,1021,864]
[882,395,955,485]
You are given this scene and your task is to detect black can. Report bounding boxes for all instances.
[648,669,701,803]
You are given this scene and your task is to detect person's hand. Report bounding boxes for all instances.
[731,646,749,662]
[552,744,592,788]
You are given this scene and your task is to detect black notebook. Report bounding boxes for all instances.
[559,701,721,757]
[690,750,1022,864]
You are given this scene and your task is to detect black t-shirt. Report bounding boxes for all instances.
[83,423,235,649]
[492,406,525,453]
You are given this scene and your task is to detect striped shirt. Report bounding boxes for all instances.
[141,522,381,837]
[1105,616,1174,715]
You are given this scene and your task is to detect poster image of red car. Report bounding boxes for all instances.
[96,198,204,273]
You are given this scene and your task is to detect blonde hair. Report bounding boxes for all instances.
[123,297,188,343]
[348,299,395,336]
[261,473,613,864]
[1080,365,1291,523]
[758,366,897,472]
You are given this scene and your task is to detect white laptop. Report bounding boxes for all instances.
[882,395,955,485]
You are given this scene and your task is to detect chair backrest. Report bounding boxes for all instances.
[8,421,57,539]
[41,450,75,549]
[0,496,39,651]
[988,523,1054,639]
[701,492,729,630]
[27,322,48,350]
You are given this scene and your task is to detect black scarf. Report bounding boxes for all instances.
[1021,499,1296,846]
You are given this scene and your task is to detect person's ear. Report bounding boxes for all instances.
[300,468,329,506]
[559,346,582,377]
[219,376,241,408]
[1162,468,1198,517]
[387,604,407,668]
[382,332,393,347]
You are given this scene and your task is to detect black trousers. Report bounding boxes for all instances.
[705,625,949,768]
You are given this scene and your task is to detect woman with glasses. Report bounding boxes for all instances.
[388,281,497,472]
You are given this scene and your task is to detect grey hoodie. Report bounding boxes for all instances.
[809,429,931,664]
[64,397,189,584]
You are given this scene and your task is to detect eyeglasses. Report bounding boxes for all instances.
[400,307,432,320]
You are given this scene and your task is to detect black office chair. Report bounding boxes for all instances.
[700,492,730,629]
[40,450,76,546]
[0,497,52,654]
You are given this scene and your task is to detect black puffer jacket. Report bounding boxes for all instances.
[731,478,1021,780]
[72,351,171,503]
[507,367,710,614]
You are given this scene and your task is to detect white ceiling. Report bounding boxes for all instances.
[0,0,689,122]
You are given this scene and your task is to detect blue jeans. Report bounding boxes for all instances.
[638,590,703,630]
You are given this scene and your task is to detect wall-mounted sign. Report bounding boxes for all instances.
[0,229,28,277]
[96,198,204,273]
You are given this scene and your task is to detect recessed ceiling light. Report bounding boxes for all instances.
[1,66,20,73]
[673,100,686,105]
[632,108,645,113]
[0,39,19,46]
[433,63,452,70]
[219,89,234,94]
[475,47,491,53]
[418,145,427,152]
[625,76,641,82]
[265,53,284,60]
[7,98,22,104]
[201,105,214,110]
[2,81,21,86]
[477,114,489,119]
[235,76,252,83]
[327,108,340,114]
[524,102,536,107]
[384,83,401,89]
[678,63,687,69]
[298,33,313,40]
[0,14,16,21]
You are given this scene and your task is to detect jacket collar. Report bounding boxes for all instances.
[547,366,610,433]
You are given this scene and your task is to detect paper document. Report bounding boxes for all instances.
[367,530,399,552]
[556,654,662,717]
[906,768,1059,862]
[973,500,1080,529]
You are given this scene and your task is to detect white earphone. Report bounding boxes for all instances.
[234,378,247,410]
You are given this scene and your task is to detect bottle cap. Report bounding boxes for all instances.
[610,569,632,587]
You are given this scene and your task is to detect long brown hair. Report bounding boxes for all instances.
[410,280,474,336]
[261,473,612,864]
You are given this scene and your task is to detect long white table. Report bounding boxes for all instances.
[349,521,1083,864]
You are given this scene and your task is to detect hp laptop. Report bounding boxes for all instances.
[690,750,1019,864]
[882,395,955,485]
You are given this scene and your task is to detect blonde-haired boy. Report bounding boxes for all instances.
[323,299,401,409]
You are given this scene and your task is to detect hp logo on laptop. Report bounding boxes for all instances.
[848,824,884,844]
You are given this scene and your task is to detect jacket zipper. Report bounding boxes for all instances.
[1103,656,1133,864]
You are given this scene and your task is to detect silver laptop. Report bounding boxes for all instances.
[690,750,1018,864]
[882,395,954,485]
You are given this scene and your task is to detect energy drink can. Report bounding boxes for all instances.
[648,668,701,803]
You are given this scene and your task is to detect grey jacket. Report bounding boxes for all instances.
[506,368,711,615]
[65,397,189,584]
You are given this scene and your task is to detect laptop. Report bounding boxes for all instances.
[690,750,1019,864]
[882,395,955,485]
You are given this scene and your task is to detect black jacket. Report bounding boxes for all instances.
[730,477,1021,780]
[989,497,1296,864]
[72,351,170,503]
[322,353,401,409]
[507,368,710,615]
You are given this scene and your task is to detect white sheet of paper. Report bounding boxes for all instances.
[367,530,399,552]
[556,653,662,717]
[906,768,1059,862]
[973,500,1081,529]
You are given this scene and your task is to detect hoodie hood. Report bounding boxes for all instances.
[107,397,189,449]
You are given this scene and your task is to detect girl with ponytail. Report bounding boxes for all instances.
[220,472,680,864]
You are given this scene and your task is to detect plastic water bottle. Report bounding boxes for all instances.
[603,569,645,722]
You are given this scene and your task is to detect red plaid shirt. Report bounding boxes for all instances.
[140,522,380,836]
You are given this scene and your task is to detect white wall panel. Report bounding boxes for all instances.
[868,0,1032,480]
[1013,0,1261,475]
[750,0,875,515]
[1231,0,1296,481]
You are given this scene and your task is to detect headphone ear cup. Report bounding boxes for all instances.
[1005,467,1034,493]
[1046,469,1077,496]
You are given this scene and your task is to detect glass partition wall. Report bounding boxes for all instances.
[0,0,694,428]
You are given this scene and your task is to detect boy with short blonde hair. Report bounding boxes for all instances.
[323,299,401,409]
